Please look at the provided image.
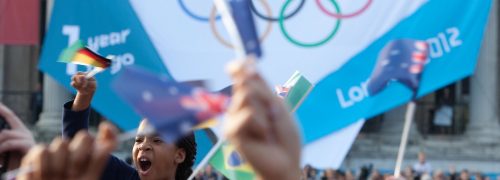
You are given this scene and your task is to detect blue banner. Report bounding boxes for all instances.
[297,0,492,143]
[39,0,169,130]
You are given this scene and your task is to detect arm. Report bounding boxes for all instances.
[62,73,96,139]
[62,101,90,139]
[62,73,139,180]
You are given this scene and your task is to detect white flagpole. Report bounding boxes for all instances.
[394,101,416,177]
[84,67,104,79]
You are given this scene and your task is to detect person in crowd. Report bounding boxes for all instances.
[459,169,470,180]
[433,169,446,180]
[420,173,432,180]
[413,152,432,175]
[474,172,484,180]
[17,73,197,180]
[201,165,218,180]
[303,164,314,179]
[66,73,197,180]
[449,166,458,180]
[321,168,335,180]
[0,103,35,173]
[344,170,355,180]
[403,166,415,180]
[369,170,383,180]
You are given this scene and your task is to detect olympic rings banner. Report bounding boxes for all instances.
[131,0,492,143]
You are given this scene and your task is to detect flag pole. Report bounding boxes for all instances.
[84,67,104,79]
[394,101,416,177]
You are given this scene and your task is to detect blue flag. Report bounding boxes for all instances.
[367,40,428,97]
[111,67,229,142]
[229,0,262,58]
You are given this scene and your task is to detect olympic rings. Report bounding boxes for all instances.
[250,0,306,22]
[178,0,220,22]
[316,0,372,19]
[279,0,342,48]
[209,0,273,49]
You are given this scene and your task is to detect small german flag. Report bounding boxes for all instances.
[59,40,112,68]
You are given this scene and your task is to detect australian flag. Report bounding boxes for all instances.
[111,67,229,142]
[367,39,429,97]
[229,0,262,58]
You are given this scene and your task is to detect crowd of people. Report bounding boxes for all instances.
[192,151,500,180]
[0,58,498,180]
[0,59,303,179]
[300,165,499,180]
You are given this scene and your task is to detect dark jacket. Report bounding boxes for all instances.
[62,101,139,180]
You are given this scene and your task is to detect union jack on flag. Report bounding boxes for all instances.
[180,88,230,121]
[112,67,229,142]
[275,86,290,99]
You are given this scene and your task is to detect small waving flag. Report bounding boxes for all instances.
[367,39,429,97]
[111,66,229,142]
[59,40,111,68]
[209,142,255,180]
[276,71,313,112]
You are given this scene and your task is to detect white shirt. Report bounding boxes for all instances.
[413,162,432,174]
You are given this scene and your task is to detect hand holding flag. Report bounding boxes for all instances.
[59,40,113,78]
[223,59,302,179]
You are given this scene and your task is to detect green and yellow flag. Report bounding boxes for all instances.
[208,71,312,179]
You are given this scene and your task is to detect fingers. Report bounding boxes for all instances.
[0,103,24,129]
[0,139,34,155]
[48,138,69,180]
[67,131,94,177]
[0,130,23,144]
[84,122,117,179]
[17,127,114,180]
[17,145,49,180]
[225,87,272,143]
[32,145,50,180]
[71,73,88,89]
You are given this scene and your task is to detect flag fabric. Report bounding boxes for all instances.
[367,40,429,97]
[209,142,255,180]
[111,66,229,142]
[275,86,290,99]
[59,40,112,68]
[228,0,262,58]
[276,71,313,111]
